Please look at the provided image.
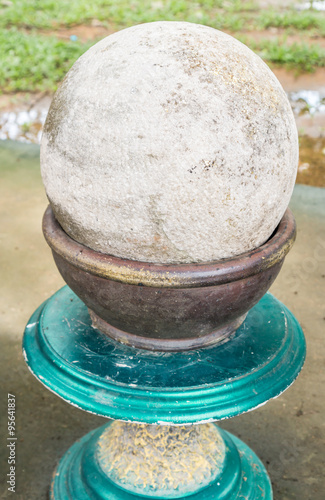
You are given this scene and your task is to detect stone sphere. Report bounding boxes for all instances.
[41,21,298,264]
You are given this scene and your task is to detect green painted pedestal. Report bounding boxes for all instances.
[50,423,272,500]
[23,286,306,499]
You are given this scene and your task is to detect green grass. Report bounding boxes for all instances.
[258,9,325,35]
[0,28,92,92]
[246,37,325,73]
[0,0,325,93]
[0,0,248,29]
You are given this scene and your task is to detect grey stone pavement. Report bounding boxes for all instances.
[0,140,324,499]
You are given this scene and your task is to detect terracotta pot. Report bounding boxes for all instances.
[43,206,296,351]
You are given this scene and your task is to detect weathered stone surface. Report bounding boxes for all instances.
[97,422,225,496]
[41,22,298,263]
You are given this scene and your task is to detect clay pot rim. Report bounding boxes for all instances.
[43,205,296,288]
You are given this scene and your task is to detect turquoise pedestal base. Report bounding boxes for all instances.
[50,423,272,500]
[23,286,306,500]
[23,286,306,425]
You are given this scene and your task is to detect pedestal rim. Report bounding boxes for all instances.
[23,287,306,425]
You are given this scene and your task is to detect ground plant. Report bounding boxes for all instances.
[0,0,325,92]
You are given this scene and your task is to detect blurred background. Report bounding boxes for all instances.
[1,0,325,186]
[0,1,324,499]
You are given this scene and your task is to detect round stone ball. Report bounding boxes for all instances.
[41,21,298,264]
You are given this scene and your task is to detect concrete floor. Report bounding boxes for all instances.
[0,140,324,499]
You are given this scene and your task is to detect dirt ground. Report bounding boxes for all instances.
[0,139,324,499]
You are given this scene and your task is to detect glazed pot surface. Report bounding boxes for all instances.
[43,206,296,350]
